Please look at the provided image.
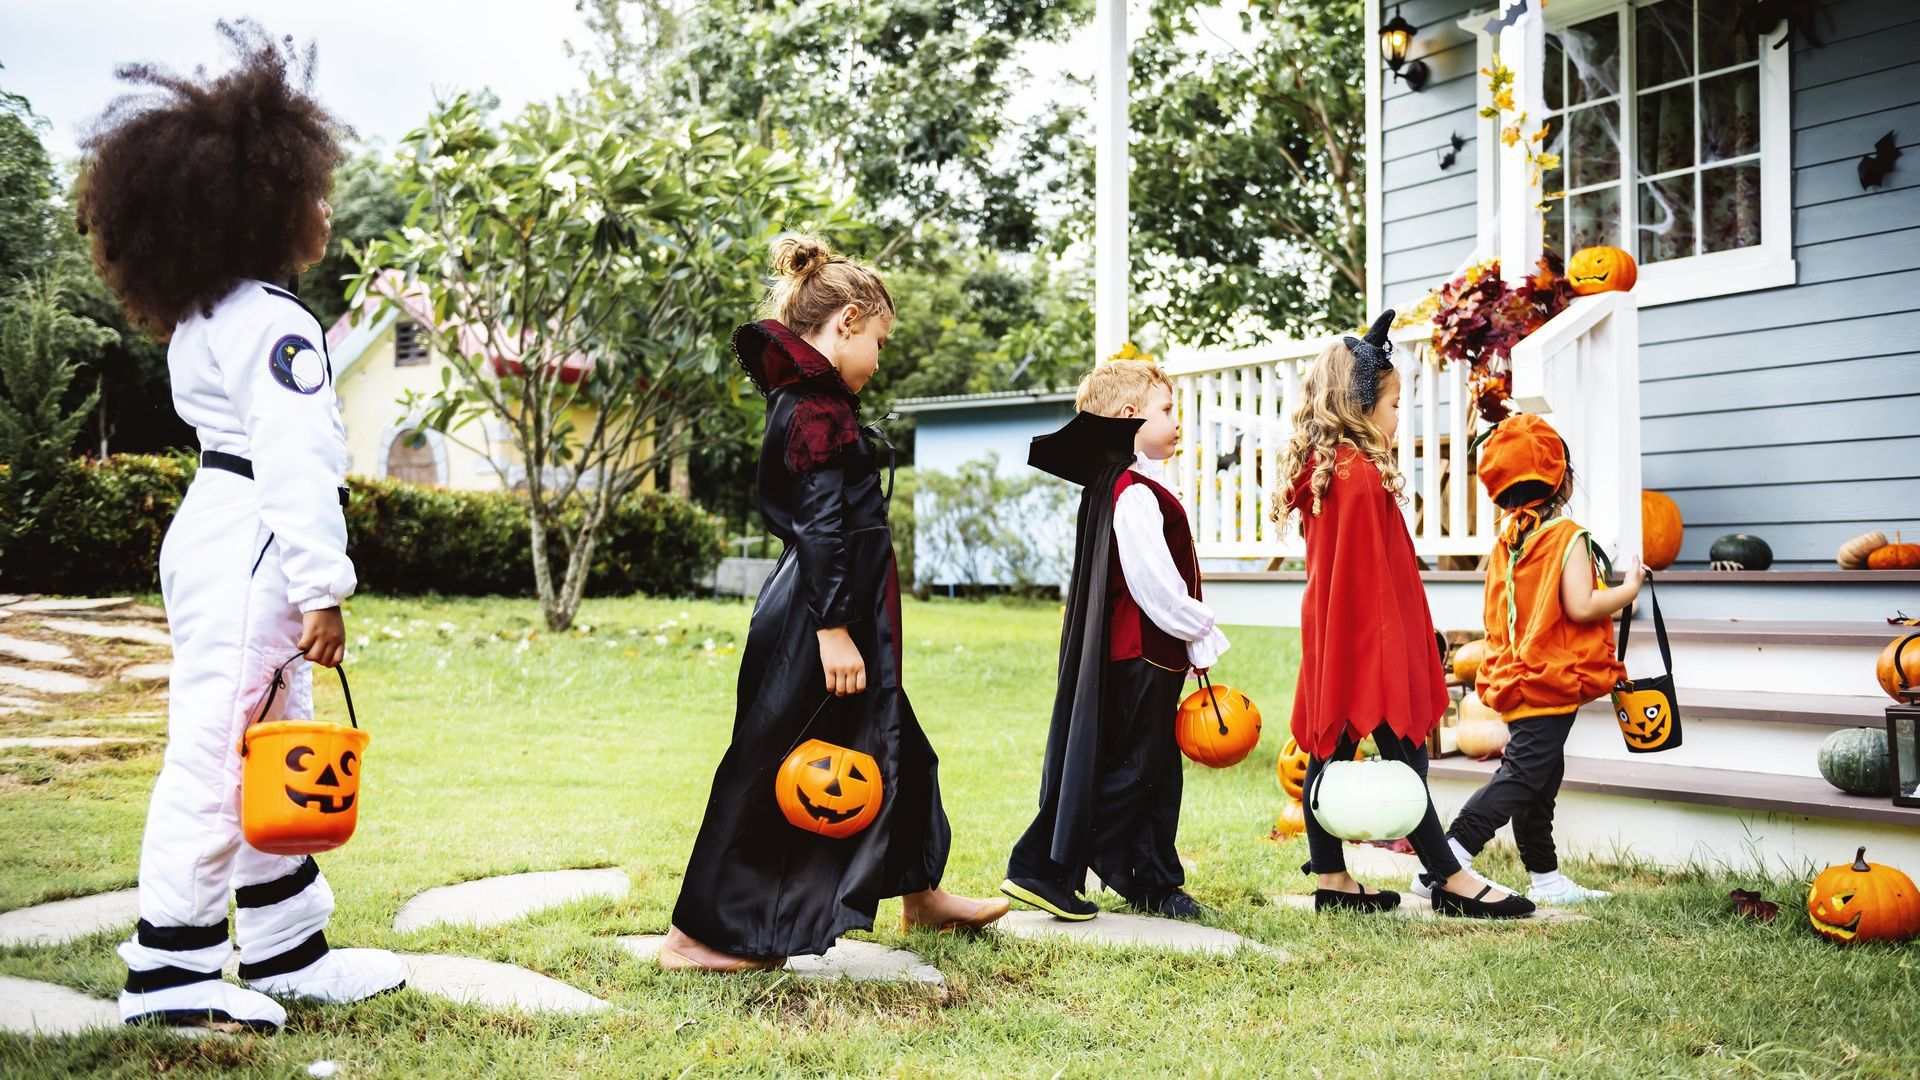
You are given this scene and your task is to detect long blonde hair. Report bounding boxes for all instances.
[1271,339,1405,528]
[760,234,895,334]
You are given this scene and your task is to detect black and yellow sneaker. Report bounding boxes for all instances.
[999,877,1098,921]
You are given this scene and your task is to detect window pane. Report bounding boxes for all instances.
[1544,34,1565,112]
[1637,85,1694,176]
[1544,196,1567,260]
[1563,15,1620,105]
[1636,0,1693,87]
[1701,69,1760,163]
[1569,185,1621,251]
[1638,176,1696,263]
[1699,3,1759,72]
[1702,162,1762,252]
[1568,102,1621,189]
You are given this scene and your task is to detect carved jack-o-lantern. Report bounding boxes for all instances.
[240,718,370,856]
[776,738,883,839]
[1275,737,1310,801]
[1806,847,1920,945]
[1568,245,1638,294]
[1613,687,1676,752]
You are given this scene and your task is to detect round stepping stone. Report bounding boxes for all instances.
[392,868,631,933]
[40,619,172,647]
[617,935,945,989]
[0,975,120,1036]
[396,953,611,1015]
[121,664,171,684]
[0,636,80,666]
[0,666,98,695]
[0,889,140,948]
[6,598,133,614]
[1272,893,1591,924]
[995,910,1281,956]
[0,736,144,752]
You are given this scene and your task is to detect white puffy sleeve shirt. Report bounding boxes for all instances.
[1111,455,1230,671]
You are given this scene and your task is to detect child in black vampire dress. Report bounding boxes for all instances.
[660,236,1007,971]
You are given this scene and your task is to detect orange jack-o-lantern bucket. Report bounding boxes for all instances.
[238,654,368,856]
[776,738,884,839]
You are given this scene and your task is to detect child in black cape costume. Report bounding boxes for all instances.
[661,237,1007,971]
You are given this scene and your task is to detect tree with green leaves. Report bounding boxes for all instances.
[1129,0,1366,345]
[0,276,112,578]
[356,88,846,630]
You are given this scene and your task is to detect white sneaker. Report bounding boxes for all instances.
[246,947,408,1004]
[120,977,287,1031]
[1528,879,1613,906]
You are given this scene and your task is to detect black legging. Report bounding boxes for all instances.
[1447,711,1578,874]
[1302,729,1462,882]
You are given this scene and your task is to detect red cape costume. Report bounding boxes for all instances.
[1289,447,1448,759]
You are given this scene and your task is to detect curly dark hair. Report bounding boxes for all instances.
[76,20,346,338]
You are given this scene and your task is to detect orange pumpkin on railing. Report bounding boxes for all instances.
[1641,491,1683,571]
[1568,246,1638,294]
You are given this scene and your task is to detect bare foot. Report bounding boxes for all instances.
[659,925,783,972]
[901,887,1010,931]
[1439,869,1513,903]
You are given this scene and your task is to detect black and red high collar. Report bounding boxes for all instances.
[732,320,859,406]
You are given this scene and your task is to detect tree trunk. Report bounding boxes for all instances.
[668,415,692,501]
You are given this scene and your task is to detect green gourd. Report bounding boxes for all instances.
[1709,533,1774,571]
[1817,727,1892,796]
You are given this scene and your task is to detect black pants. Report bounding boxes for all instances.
[1007,659,1187,901]
[1303,730,1461,881]
[1446,710,1577,874]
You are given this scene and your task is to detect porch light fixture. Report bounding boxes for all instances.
[1380,7,1430,92]
[1888,636,1920,808]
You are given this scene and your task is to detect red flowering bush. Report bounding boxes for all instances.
[1429,253,1572,423]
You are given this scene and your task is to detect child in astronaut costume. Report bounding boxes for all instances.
[77,22,405,1031]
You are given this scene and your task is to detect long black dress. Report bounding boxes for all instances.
[670,320,951,961]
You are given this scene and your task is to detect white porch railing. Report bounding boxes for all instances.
[1164,329,1499,562]
[1165,291,1642,565]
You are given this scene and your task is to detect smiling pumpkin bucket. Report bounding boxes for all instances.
[238,652,369,856]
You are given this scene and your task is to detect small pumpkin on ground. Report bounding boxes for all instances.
[1452,639,1487,685]
[1807,846,1920,944]
[1708,533,1773,571]
[1641,491,1683,570]
[1568,245,1638,294]
[1817,727,1892,796]
[1272,798,1308,839]
[1867,532,1920,571]
[1455,717,1510,760]
[1837,531,1888,570]
[1877,634,1920,702]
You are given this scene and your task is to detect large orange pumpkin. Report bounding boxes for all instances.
[1641,491,1683,570]
[1878,634,1920,703]
[1568,245,1638,294]
[1806,846,1920,944]
[1455,717,1510,760]
[1867,532,1920,570]
[776,738,883,838]
[1176,683,1262,767]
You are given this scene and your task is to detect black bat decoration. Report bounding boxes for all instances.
[1859,131,1902,190]
[1734,0,1823,51]
[1482,0,1527,36]
[1437,132,1466,171]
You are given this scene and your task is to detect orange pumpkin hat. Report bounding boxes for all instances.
[1476,414,1569,548]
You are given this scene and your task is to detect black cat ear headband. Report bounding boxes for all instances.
[1344,310,1397,411]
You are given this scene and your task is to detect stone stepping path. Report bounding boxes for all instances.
[996,910,1281,956]
[2,598,134,614]
[0,695,46,717]
[0,737,145,753]
[395,953,612,1015]
[120,664,171,684]
[0,975,122,1036]
[1272,893,1591,924]
[0,636,79,666]
[0,665,98,695]
[40,620,171,647]
[0,889,140,948]
[618,935,946,989]
[393,868,631,933]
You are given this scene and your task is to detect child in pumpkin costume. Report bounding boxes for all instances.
[661,237,1006,972]
[76,22,406,1030]
[1431,414,1644,906]
[1278,312,1534,919]
[1000,360,1229,922]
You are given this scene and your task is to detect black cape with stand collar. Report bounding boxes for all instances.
[1025,411,1145,871]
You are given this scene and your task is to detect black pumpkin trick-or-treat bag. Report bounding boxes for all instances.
[1612,573,1682,753]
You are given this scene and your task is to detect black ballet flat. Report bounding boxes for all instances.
[1313,885,1402,914]
[1431,883,1536,920]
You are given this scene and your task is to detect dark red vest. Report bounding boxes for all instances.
[1106,470,1202,671]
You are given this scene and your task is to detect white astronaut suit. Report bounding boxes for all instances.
[119,280,405,1030]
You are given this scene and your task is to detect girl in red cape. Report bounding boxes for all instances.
[1275,312,1534,919]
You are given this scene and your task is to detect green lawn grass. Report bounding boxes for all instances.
[3,594,1916,1078]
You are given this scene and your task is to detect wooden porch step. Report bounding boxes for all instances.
[1428,754,1920,828]
[1652,619,1914,648]
[1583,687,1891,729]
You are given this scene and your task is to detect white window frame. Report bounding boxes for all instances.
[1465,0,1794,306]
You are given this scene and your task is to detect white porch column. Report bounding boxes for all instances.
[1495,0,1545,283]
[1093,0,1129,362]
